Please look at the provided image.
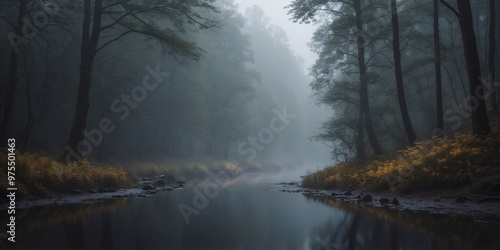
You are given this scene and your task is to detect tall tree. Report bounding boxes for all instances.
[288,0,384,160]
[62,0,218,161]
[390,0,416,145]
[441,0,491,134]
[434,0,444,130]
[0,0,27,145]
[353,0,384,156]
[489,0,497,114]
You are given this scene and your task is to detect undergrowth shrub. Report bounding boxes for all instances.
[0,151,133,198]
[302,124,500,195]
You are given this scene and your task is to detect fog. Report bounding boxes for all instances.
[1,1,499,248]
[1,0,496,174]
[237,0,318,71]
[0,0,332,173]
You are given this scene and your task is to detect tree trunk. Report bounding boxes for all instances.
[354,0,384,156]
[456,0,491,134]
[356,108,366,161]
[20,50,34,151]
[62,0,103,161]
[391,0,416,145]
[496,0,500,111]
[489,0,497,114]
[0,0,27,145]
[434,0,444,130]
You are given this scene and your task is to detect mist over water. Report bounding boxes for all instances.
[3,0,498,249]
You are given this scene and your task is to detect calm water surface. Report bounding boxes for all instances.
[3,171,500,250]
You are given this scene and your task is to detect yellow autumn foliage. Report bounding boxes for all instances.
[0,150,133,198]
[302,120,500,194]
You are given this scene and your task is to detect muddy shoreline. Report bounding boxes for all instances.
[0,176,185,211]
[279,183,500,223]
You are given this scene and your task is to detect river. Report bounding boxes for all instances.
[3,171,500,250]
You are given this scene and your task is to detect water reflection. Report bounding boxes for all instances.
[308,196,500,249]
[0,198,129,249]
[1,180,499,249]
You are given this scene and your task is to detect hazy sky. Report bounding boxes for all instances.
[236,0,318,72]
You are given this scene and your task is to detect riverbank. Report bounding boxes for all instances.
[0,150,257,208]
[295,124,500,222]
[279,182,500,223]
[0,179,185,211]
[302,128,500,196]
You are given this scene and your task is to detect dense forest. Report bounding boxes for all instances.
[288,0,499,162]
[0,0,328,168]
[0,0,499,168]
[1,1,500,248]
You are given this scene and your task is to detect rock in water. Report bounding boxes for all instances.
[359,195,372,202]
[380,198,390,204]
[153,180,166,187]
[142,185,156,191]
[392,198,400,205]
[344,191,353,196]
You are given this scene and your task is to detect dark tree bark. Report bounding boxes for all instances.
[0,0,27,145]
[20,48,34,151]
[489,0,497,114]
[496,0,500,112]
[391,0,416,145]
[455,0,491,134]
[354,0,384,156]
[62,0,102,161]
[356,108,366,161]
[434,0,444,130]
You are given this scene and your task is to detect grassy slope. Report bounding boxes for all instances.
[0,151,248,199]
[0,151,133,198]
[303,121,500,195]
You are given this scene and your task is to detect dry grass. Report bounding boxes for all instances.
[303,122,500,195]
[0,151,133,198]
[0,150,251,199]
